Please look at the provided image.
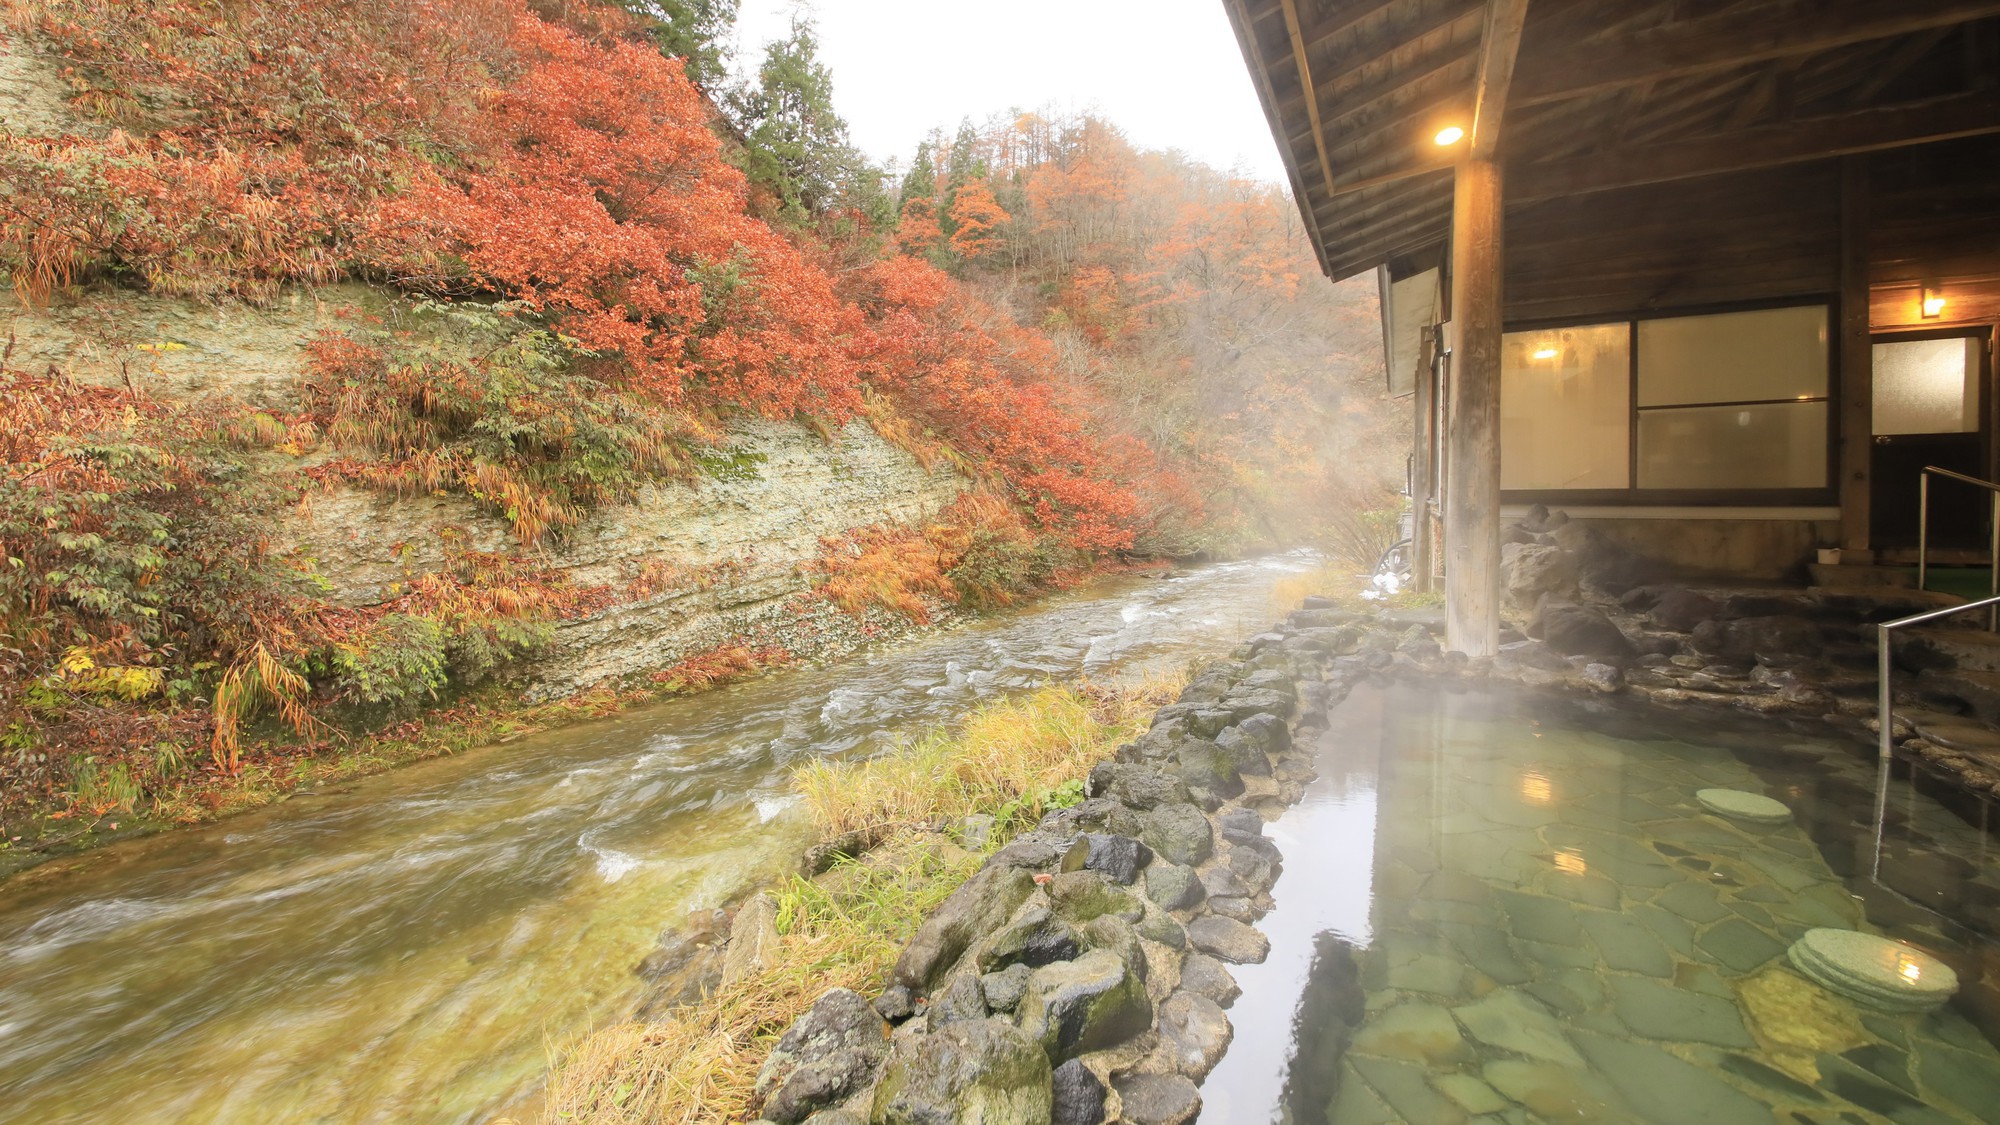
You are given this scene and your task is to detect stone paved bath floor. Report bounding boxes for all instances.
[1200,682,2000,1124]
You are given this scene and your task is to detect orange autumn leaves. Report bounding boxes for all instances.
[6,0,1162,555]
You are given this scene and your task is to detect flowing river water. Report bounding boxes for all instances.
[0,555,1313,1124]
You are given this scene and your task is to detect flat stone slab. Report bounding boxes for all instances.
[1787,929,1958,1012]
[1792,924,1960,1012]
[1695,788,1792,824]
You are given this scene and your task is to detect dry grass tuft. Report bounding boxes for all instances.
[540,674,1184,1124]
[794,675,1183,840]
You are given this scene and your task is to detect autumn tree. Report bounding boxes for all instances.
[947,181,1008,264]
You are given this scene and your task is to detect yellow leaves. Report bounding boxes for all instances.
[46,647,165,702]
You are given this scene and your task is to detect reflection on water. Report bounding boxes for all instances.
[0,555,1310,1125]
[1206,681,2000,1123]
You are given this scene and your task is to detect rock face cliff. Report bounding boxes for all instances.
[5,284,968,697]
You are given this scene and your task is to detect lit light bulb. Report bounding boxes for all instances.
[1434,125,1465,146]
[1923,295,1947,317]
[1532,347,1559,360]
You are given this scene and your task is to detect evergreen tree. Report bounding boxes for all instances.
[736,18,859,223]
[611,0,740,91]
[899,140,937,208]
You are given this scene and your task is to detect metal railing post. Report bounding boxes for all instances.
[1990,491,1998,630]
[1875,593,2000,765]
[1877,622,1894,761]
[1919,472,1931,591]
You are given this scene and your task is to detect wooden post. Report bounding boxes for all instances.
[1839,155,1873,554]
[1447,158,1503,656]
[1411,326,1439,593]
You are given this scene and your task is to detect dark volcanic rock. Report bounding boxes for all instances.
[1536,603,1636,660]
[754,988,888,1124]
[1691,615,1824,664]
[1648,587,1722,633]
[1050,1059,1108,1125]
[892,864,1035,992]
[1081,833,1152,884]
[1169,742,1244,798]
[987,829,1089,874]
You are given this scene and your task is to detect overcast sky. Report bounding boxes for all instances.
[729,0,1289,185]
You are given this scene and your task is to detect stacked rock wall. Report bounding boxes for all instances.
[747,604,1393,1125]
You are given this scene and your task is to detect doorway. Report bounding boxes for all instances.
[1871,330,1993,550]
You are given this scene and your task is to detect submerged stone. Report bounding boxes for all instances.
[1606,976,1755,1047]
[1350,1001,1469,1066]
[1695,788,1793,824]
[1786,929,1959,1013]
[1452,989,1584,1068]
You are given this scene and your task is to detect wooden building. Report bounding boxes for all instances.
[1224,0,2000,655]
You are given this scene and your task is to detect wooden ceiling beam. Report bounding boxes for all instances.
[1308,46,1478,131]
[1222,0,1334,273]
[1469,0,1531,158]
[1306,1,1487,94]
[1277,0,1342,212]
[1512,91,2000,202]
[1512,0,2000,108]
[1297,0,1404,51]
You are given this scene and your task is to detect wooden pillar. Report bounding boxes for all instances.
[1411,327,1439,593]
[1446,158,1503,657]
[1838,156,1873,554]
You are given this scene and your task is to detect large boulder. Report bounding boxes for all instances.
[1045,872,1145,924]
[1085,763,1192,811]
[1501,542,1580,613]
[1168,742,1244,798]
[1156,991,1233,1080]
[1691,615,1824,665]
[1534,604,1635,661]
[1138,804,1214,867]
[1080,833,1151,885]
[755,989,890,1124]
[978,903,1082,974]
[1143,862,1205,912]
[893,865,1036,992]
[1647,587,1722,633]
[870,1018,1052,1125]
[1015,948,1153,1062]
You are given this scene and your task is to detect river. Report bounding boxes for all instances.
[0,554,1312,1124]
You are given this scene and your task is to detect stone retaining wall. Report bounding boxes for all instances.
[745,603,1400,1125]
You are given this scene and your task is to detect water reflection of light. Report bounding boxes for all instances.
[1553,848,1587,876]
[1519,771,1554,804]
[1897,954,1924,983]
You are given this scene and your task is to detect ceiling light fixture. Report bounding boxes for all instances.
[1434,125,1465,146]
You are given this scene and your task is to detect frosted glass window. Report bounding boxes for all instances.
[1637,305,1829,406]
[1501,323,1629,490]
[1874,337,1980,435]
[1637,402,1828,489]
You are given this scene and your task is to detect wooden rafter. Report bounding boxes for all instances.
[1222,0,1333,270]
[1277,0,1341,205]
[1512,90,2000,201]
[1511,0,2000,108]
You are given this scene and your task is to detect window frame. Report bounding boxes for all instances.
[1499,296,1840,507]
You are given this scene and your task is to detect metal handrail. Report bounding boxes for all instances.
[1916,465,2000,596]
[1875,594,2000,761]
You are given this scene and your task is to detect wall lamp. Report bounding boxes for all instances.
[1434,125,1465,146]
[1921,282,1947,319]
